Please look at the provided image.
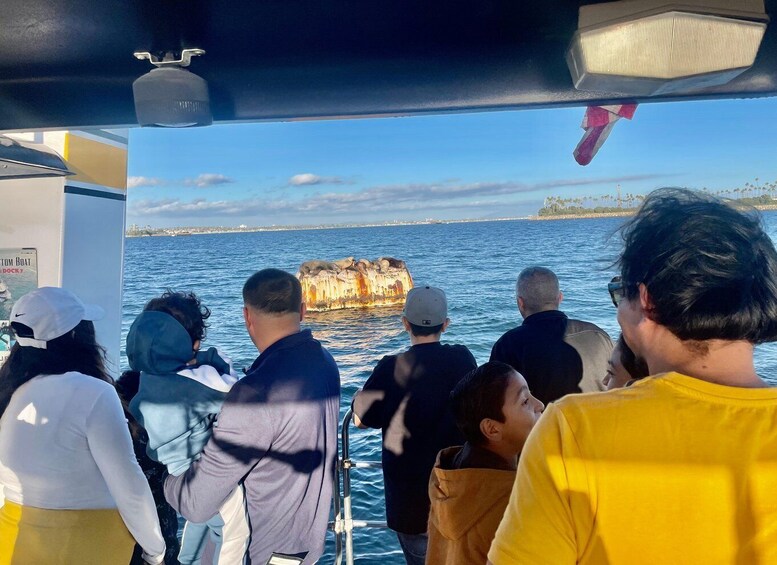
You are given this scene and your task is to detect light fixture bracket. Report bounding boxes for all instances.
[134,48,206,68]
[132,47,212,127]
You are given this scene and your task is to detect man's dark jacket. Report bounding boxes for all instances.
[490,310,613,405]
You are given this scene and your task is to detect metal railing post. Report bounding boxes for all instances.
[342,409,355,565]
[330,406,387,564]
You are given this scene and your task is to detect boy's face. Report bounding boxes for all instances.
[497,371,544,455]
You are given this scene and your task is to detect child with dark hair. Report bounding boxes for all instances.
[127,290,248,565]
[426,361,543,565]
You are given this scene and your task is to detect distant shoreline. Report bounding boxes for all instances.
[125,217,527,237]
[126,204,777,236]
[527,211,634,221]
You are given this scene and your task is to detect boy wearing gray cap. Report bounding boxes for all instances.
[352,286,477,565]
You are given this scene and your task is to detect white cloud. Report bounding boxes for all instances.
[127,176,164,188]
[127,173,234,189]
[288,173,348,186]
[183,173,235,187]
[289,173,321,186]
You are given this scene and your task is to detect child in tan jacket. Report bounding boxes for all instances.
[426,361,543,564]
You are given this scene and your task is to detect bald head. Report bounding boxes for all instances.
[516,267,561,316]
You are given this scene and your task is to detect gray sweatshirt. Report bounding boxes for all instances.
[164,329,341,565]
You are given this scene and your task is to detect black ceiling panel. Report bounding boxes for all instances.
[1,0,775,130]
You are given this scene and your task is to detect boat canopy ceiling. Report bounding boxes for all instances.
[3,0,777,131]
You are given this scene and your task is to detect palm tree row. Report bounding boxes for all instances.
[699,177,777,201]
[539,178,777,216]
[540,192,645,216]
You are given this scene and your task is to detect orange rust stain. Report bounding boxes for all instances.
[356,272,369,297]
[308,284,317,305]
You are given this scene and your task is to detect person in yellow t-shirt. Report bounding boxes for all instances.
[489,188,777,565]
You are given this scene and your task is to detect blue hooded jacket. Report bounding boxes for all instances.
[127,310,239,475]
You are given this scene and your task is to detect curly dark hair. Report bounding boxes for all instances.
[618,188,777,344]
[143,290,211,343]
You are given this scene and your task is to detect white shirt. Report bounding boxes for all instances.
[0,371,165,562]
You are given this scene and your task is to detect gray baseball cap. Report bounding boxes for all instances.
[403,285,447,326]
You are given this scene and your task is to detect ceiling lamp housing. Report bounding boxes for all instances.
[133,49,212,127]
[567,0,769,96]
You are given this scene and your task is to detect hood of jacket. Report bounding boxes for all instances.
[428,446,516,540]
[126,310,193,374]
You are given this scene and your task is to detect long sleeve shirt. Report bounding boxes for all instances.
[0,371,166,562]
[165,329,340,565]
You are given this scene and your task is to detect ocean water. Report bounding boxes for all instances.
[121,215,777,564]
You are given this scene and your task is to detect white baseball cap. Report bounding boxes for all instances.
[10,287,104,349]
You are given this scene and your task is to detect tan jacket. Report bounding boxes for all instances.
[426,447,516,565]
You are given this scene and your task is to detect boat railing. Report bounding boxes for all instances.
[330,407,387,565]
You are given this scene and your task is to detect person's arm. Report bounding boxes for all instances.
[352,410,367,429]
[487,403,586,564]
[164,381,273,523]
[351,357,392,430]
[194,346,242,385]
[86,386,166,564]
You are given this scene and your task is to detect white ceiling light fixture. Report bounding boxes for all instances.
[567,0,769,96]
[133,48,212,127]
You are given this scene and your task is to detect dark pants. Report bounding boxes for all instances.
[396,531,428,565]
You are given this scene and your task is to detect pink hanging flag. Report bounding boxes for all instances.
[573,104,637,166]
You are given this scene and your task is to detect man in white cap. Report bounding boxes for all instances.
[352,285,477,565]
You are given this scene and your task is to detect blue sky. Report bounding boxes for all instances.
[127,97,777,227]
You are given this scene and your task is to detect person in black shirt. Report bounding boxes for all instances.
[490,266,612,405]
[352,285,477,565]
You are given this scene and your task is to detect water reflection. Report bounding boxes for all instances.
[307,306,406,392]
